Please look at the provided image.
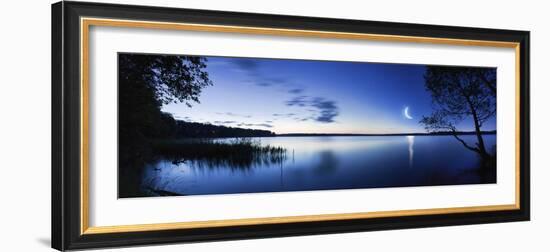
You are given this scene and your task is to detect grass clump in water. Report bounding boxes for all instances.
[152,138,287,169]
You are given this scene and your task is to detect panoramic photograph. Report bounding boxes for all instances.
[118,53,497,198]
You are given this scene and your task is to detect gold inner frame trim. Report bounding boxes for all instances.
[84,204,517,234]
[80,17,521,235]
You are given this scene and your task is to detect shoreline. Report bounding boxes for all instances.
[275,131,496,137]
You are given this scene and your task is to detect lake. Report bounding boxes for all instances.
[138,135,496,197]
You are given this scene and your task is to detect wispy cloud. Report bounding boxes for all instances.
[256,81,273,87]
[288,88,304,94]
[229,58,293,88]
[285,96,309,107]
[233,58,259,72]
[193,119,272,129]
[237,123,273,128]
[227,57,340,124]
[216,112,252,118]
[293,117,312,122]
[174,115,192,121]
[272,113,296,117]
[311,97,339,123]
[213,120,237,125]
[285,96,339,123]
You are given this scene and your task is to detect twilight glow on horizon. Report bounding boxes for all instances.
[161,56,496,134]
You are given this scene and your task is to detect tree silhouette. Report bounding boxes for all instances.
[420,66,496,161]
[118,53,212,139]
[118,54,212,197]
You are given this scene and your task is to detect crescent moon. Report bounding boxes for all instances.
[404,106,413,119]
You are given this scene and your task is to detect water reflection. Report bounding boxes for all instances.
[407,136,415,168]
[170,152,287,171]
[159,138,288,171]
[133,135,496,197]
[314,150,339,175]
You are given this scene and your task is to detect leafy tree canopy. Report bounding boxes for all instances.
[118,54,213,169]
[119,54,213,107]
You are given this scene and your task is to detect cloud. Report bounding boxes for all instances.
[311,97,339,123]
[256,123,273,128]
[228,58,293,88]
[272,113,296,117]
[174,115,192,121]
[285,96,308,107]
[213,120,237,125]
[237,123,273,128]
[216,112,252,118]
[288,88,304,94]
[285,96,339,123]
[294,117,311,122]
[252,77,287,87]
[256,81,272,87]
[232,58,259,72]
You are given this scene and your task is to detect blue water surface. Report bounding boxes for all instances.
[141,135,496,196]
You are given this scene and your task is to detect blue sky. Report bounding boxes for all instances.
[162,56,496,134]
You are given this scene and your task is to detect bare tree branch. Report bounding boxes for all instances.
[421,66,496,159]
[451,129,480,153]
[480,73,497,95]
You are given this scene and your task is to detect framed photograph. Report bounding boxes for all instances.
[52,1,530,250]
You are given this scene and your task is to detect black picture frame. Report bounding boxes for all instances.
[52,1,530,251]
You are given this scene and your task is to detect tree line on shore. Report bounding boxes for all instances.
[154,112,276,138]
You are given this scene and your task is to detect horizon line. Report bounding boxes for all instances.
[274,130,497,136]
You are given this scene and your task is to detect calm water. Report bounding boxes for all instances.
[140,135,496,196]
